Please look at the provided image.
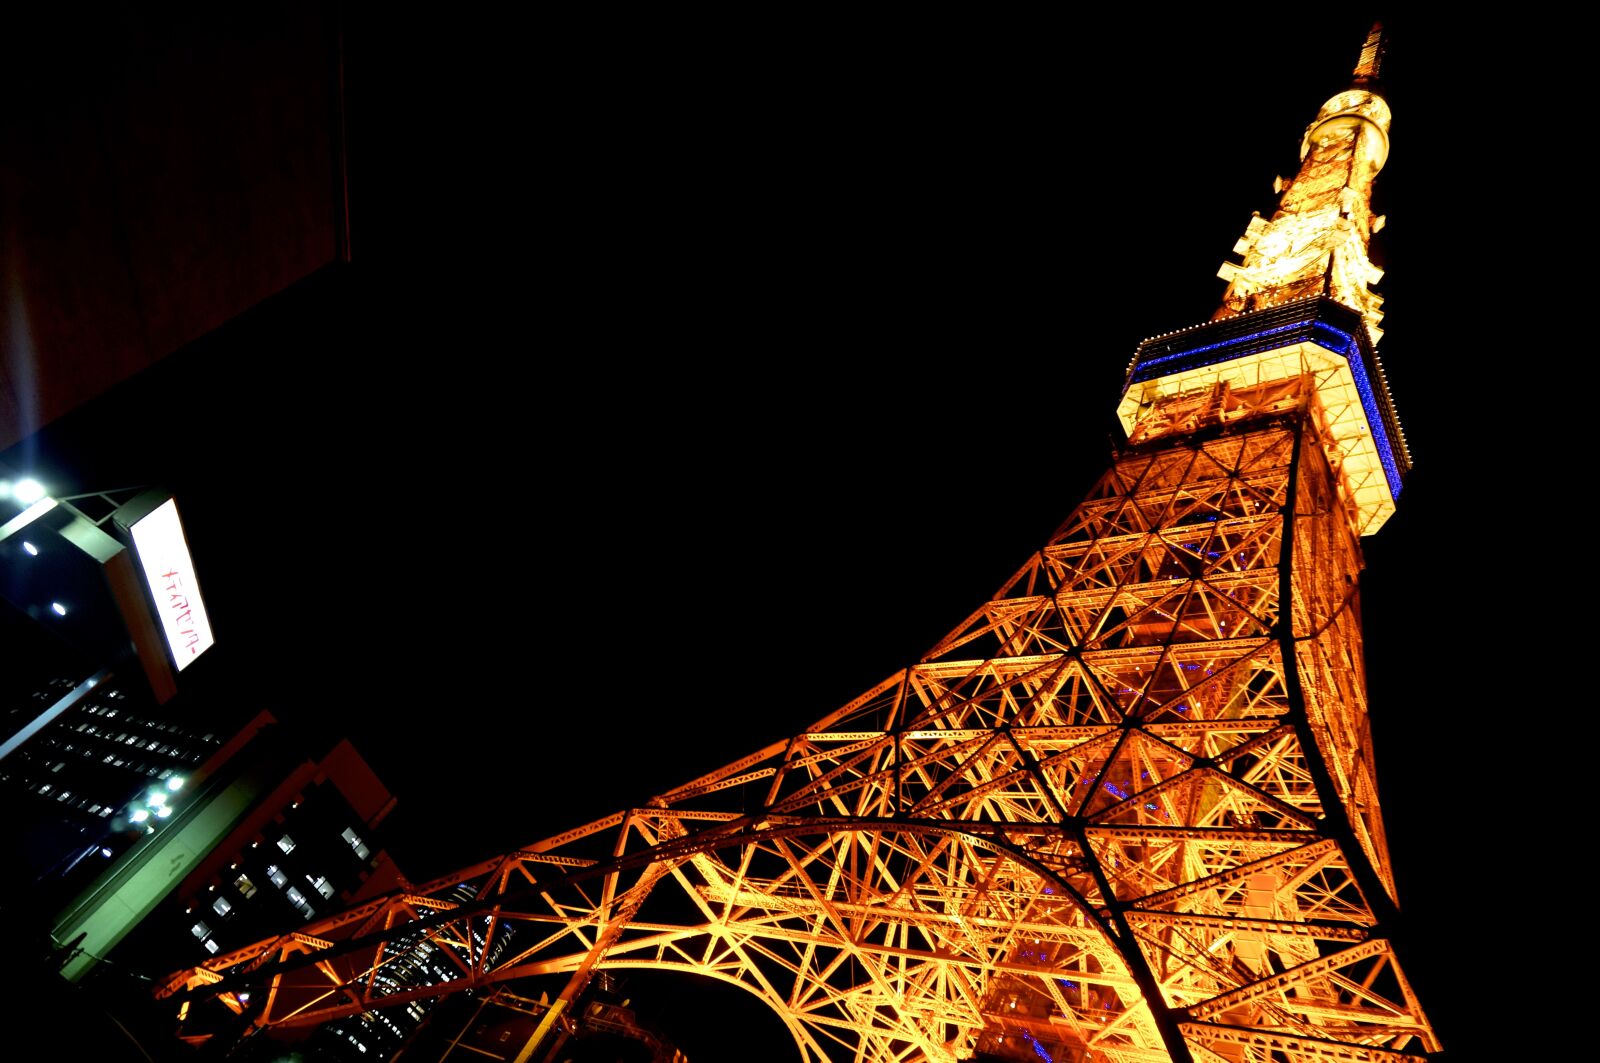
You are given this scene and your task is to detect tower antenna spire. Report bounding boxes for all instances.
[1352,21,1386,87]
[1212,22,1395,352]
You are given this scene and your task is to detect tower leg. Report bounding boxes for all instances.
[510,858,676,1063]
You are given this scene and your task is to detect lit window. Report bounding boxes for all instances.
[308,875,336,900]
[267,865,288,889]
[342,828,371,860]
[277,835,296,854]
[203,938,219,954]
[191,921,211,940]
[286,886,307,907]
[213,896,233,917]
[234,873,257,898]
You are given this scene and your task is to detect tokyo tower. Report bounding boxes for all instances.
[159,22,1440,1063]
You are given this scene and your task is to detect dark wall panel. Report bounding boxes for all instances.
[1,5,343,449]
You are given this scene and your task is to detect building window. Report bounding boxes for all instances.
[342,828,371,860]
[213,895,233,917]
[203,938,220,954]
[308,874,336,900]
[267,865,288,889]
[191,921,211,940]
[285,886,315,920]
[234,873,257,898]
[277,834,297,855]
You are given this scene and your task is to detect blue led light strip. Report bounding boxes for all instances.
[1310,322,1402,498]
[1134,320,1312,374]
[1129,319,1402,500]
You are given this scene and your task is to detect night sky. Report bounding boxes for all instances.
[4,10,1513,1059]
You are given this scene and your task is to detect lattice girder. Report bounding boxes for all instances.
[158,406,1437,1062]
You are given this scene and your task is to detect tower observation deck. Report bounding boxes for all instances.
[157,23,1440,1063]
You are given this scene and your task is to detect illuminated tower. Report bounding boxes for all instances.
[158,24,1440,1063]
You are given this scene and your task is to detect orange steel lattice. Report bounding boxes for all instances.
[158,25,1437,1063]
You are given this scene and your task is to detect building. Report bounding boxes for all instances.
[0,471,422,1061]
[1,473,226,900]
[100,715,413,1061]
[0,5,347,454]
[2,669,229,910]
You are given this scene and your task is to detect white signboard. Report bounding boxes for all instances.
[129,497,214,670]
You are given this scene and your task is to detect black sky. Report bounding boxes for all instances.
[4,10,1514,1059]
